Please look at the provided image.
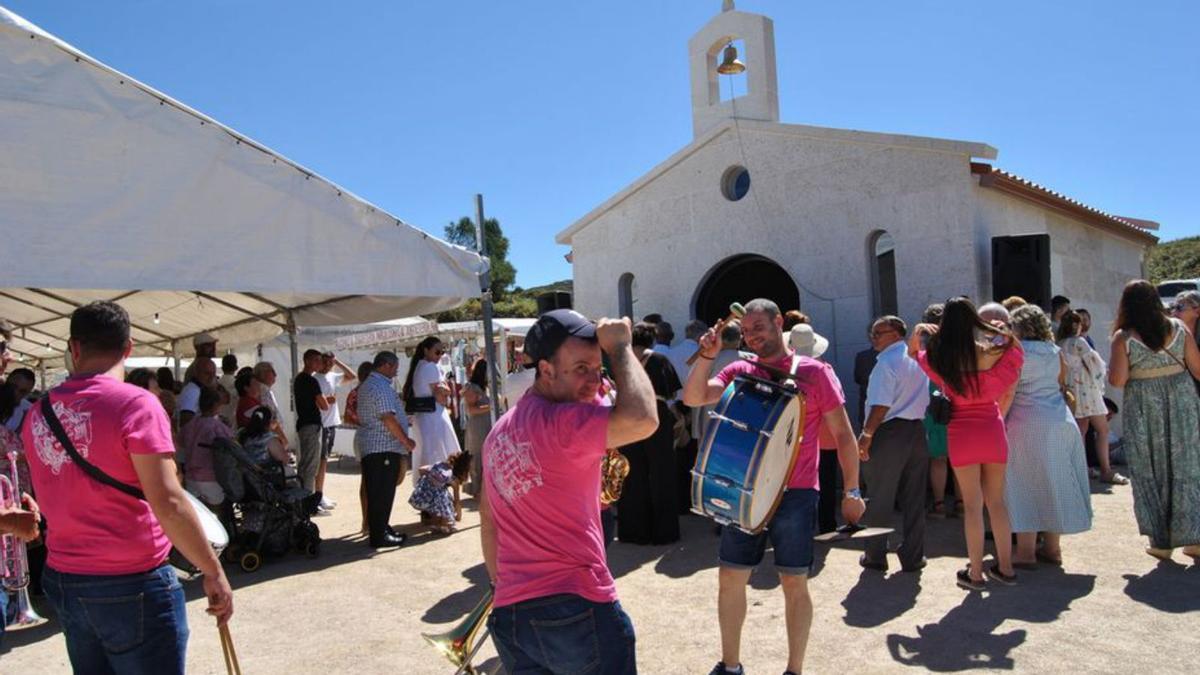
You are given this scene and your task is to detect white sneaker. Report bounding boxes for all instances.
[319,497,337,510]
[314,505,332,517]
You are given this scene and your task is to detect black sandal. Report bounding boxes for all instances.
[956,567,986,591]
[985,562,1018,586]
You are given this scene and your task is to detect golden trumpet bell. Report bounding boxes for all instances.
[422,588,494,675]
[717,44,745,75]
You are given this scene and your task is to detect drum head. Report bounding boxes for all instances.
[184,490,229,551]
[748,396,801,528]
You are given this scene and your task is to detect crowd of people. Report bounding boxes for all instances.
[478,280,1200,675]
[1,275,1198,673]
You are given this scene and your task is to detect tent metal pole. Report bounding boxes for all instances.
[475,194,501,423]
[171,340,181,381]
[287,311,299,412]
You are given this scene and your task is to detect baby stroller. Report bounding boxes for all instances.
[208,437,322,572]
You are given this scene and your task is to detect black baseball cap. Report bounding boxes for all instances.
[523,310,596,366]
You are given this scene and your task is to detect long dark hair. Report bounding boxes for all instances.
[1055,310,1082,343]
[1114,279,1170,351]
[469,360,488,388]
[402,336,442,403]
[925,296,1005,397]
[238,405,273,444]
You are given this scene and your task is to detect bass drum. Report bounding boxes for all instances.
[691,375,805,533]
[184,489,229,555]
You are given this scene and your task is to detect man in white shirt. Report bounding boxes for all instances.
[856,316,931,573]
[666,320,706,390]
[177,357,216,428]
[315,351,356,510]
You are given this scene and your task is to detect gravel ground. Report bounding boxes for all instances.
[3,458,1197,674]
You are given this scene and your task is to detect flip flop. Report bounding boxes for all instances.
[1101,472,1130,485]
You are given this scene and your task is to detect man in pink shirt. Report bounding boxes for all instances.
[683,299,866,675]
[481,310,657,674]
[23,301,232,674]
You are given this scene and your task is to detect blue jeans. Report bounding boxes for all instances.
[43,563,188,675]
[719,488,819,575]
[489,593,637,674]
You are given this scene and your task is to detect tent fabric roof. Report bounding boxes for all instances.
[0,7,486,368]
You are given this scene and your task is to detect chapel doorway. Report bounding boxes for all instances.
[693,254,800,325]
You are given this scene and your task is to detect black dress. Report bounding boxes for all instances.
[617,351,682,545]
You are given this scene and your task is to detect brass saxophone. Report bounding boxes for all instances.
[600,448,629,505]
[1,447,46,630]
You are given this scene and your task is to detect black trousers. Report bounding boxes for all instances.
[862,419,929,570]
[362,452,402,542]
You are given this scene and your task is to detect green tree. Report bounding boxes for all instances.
[1146,236,1200,283]
[444,216,517,301]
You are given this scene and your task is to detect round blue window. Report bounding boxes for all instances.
[721,165,750,201]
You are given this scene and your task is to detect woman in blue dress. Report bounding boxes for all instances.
[1003,305,1092,567]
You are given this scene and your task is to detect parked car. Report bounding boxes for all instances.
[1158,279,1200,308]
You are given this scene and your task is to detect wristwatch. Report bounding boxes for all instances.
[845,488,862,499]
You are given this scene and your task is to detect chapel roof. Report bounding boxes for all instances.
[971,163,1159,245]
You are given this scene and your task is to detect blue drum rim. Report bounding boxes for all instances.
[692,376,809,533]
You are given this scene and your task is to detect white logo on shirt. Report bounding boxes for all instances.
[488,430,542,504]
[30,401,92,475]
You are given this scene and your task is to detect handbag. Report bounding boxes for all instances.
[926,387,952,426]
[1061,387,1077,414]
[405,396,437,414]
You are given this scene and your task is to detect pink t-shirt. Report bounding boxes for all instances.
[715,350,845,490]
[180,415,232,482]
[484,389,613,608]
[22,374,176,575]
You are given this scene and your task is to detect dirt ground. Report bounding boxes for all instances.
[3,456,1197,674]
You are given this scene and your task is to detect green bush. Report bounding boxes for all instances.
[1147,236,1200,283]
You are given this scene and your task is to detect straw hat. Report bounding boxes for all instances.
[789,324,829,358]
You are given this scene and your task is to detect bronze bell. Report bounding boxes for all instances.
[717,43,745,75]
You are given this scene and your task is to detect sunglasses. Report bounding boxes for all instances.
[870,328,898,338]
[0,340,7,355]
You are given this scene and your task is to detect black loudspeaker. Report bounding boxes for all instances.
[535,291,572,315]
[992,234,1051,310]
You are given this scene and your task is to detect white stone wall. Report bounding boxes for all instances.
[570,126,1150,426]
[571,126,992,421]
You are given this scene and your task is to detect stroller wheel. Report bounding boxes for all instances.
[304,540,320,558]
[239,551,263,573]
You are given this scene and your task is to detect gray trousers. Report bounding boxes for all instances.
[862,418,929,569]
[297,424,322,494]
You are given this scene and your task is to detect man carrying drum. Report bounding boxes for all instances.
[684,298,865,675]
[22,301,232,674]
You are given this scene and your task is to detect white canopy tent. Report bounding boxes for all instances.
[0,7,486,374]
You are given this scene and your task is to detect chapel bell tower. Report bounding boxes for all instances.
[689,1,780,138]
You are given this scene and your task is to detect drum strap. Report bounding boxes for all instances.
[40,395,147,501]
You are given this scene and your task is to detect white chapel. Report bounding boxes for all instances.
[556,2,1157,414]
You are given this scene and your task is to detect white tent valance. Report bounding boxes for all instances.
[0,7,485,368]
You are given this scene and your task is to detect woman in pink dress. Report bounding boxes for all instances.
[909,297,1024,591]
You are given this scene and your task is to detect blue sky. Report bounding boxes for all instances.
[6,1,1197,287]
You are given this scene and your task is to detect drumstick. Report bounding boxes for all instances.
[687,302,746,366]
[220,623,243,675]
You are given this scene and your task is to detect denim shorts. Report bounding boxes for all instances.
[43,563,188,675]
[489,593,637,674]
[719,488,818,576]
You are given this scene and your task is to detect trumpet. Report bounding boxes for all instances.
[422,588,493,675]
[1,448,47,630]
